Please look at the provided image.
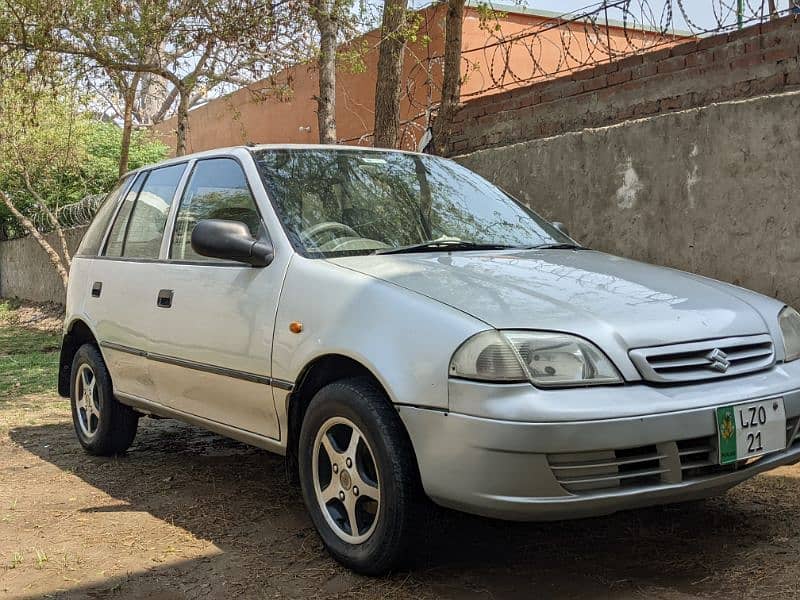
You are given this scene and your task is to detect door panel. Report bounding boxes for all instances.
[92,164,187,400]
[146,264,287,438]
[90,259,160,400]
[146,157,287,439]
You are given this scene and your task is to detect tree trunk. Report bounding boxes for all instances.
[314,2,338,144]
[768,0,778,18]
[21,171,71,267]
[0,191,69,289]
[175,87,190,156]
[138,71,168,125]
[433,0,465,156]
[37,202,71,268]
[373,0,408,148]
[119,74,139,176]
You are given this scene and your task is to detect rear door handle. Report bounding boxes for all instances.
[91,282,102,298]
[156,289,173,308]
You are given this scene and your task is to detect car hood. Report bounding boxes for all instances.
[329,249,772,349]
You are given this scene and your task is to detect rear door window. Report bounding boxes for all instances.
[104,172,147,257]
[75,176,131,257]
[122,164,185,259]
[104,164,186,259]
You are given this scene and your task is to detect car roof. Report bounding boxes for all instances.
[122,144,429,179]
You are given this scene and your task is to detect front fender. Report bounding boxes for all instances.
[271,256,486,410]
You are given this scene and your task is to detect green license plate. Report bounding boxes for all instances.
[716,398,787,465]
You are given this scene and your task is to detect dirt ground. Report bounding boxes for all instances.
[2,393,800,599]
[1,302,800,599]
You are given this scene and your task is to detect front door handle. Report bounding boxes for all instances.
[156,289,173,308]
[91,282,102,298]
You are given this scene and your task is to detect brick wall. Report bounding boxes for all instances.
[447,14,800,156]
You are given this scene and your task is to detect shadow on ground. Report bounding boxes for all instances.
[9,416,800,599]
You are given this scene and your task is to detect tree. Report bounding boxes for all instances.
[432,0,465,155]
[0,53,167,285]
[373,0,409,148]
[64,47,173,174]
[3,0,312,156]
[104,70,141,176]
[0,60,85,287]
[308,0,384,145]
[310,0,348,144]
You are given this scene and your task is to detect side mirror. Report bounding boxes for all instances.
[552,221,570,238]
[191,219,274,267]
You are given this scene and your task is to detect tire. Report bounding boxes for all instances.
[70,343,139,455]
[298,377,422,575]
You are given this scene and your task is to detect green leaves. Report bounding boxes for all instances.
[0,69,167,237]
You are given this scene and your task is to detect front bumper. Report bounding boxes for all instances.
[398,363,800,521]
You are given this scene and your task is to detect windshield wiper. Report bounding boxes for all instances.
[374,240,517,255]
[526,243,586,250]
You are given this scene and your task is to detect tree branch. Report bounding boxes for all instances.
[0,190,69,289]
[20,169,71,267]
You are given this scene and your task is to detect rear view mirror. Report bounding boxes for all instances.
[191,219,274,267]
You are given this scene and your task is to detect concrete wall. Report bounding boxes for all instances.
[0,226,87,305]
[447,14,800,155]
[456,90,800,307]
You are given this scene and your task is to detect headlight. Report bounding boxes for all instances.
[449,330,622,387]
[779,306,800,362]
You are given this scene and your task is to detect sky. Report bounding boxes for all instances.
[526,1,782,32]
[407,1,791,34]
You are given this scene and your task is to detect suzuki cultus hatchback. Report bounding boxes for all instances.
[61,145,800,574]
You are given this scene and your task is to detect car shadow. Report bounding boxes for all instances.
[9,417,800,599]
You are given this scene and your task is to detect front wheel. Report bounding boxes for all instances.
[298,377,422,575]
[70,343,139,455]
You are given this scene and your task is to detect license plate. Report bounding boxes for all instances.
[716,398,786,465]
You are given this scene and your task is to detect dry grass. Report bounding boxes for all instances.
[0,298,63,333]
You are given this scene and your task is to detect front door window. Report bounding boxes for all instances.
[170,158,263,262]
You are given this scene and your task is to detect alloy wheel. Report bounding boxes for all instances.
[74,363,100,438]
[312,417,381,544]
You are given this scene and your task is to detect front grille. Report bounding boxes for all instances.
[677,436,724,479]
[629,334,775,384]
[550,418,800,495]
[548,446,668,494]
[677,437,715,469]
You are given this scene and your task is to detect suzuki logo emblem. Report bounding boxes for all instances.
[706,348,731,372]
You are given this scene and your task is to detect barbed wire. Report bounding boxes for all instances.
[451,0,786,100]
[341,0,795,150]
[27,193,105,234]
[56,193,105,229]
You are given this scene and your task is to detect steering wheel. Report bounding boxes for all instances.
[301,221,359,246]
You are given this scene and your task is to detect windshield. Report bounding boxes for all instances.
[253,148,572,257]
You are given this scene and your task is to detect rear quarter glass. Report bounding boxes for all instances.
[74,177,131,257]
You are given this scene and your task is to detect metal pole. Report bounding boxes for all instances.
[737,0,744,28]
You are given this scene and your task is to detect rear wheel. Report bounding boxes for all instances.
[298,377,422,575]
[70,344,138,455]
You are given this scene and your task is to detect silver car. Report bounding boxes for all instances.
[61,145,800,574]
